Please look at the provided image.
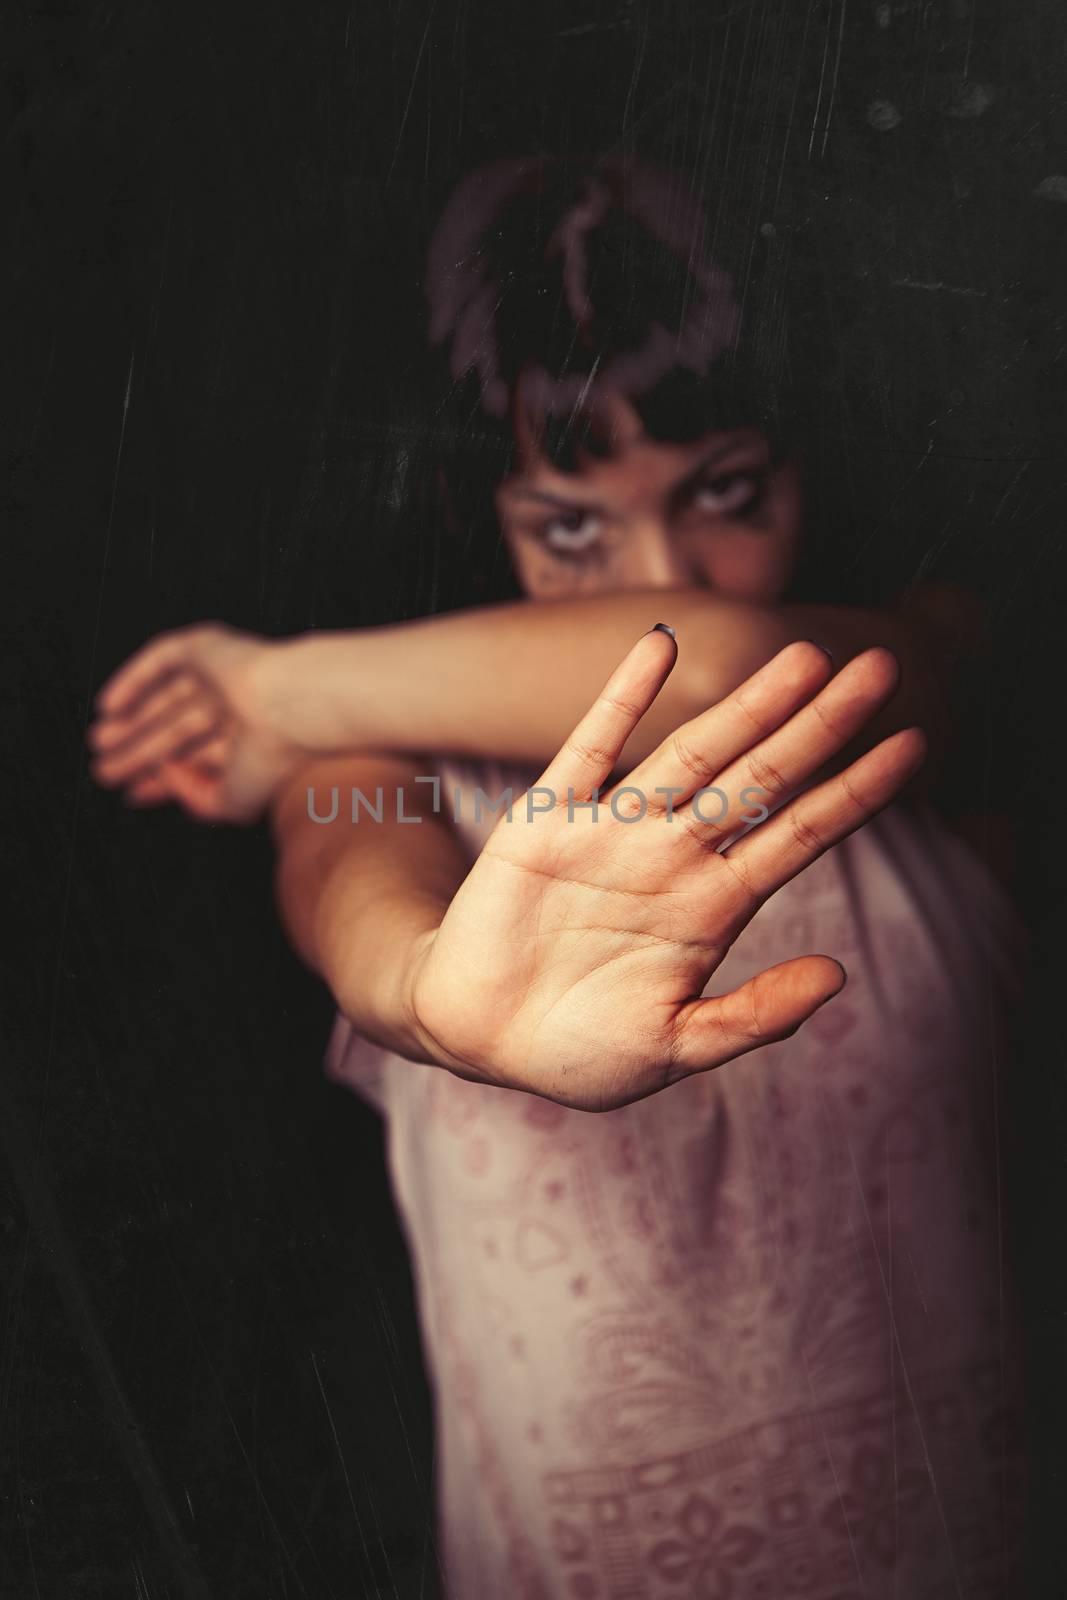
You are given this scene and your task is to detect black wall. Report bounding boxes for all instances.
[3,2,1065,1595]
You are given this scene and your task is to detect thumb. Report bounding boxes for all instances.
[671,955,847,1079]
[157,760,231,822]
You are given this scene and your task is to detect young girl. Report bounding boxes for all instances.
[90,153,1028,1596]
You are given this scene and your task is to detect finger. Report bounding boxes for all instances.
[91,704,225,786]
[155,761,228,822]
[721,725,927,904]
[536,626,678,802]
[123,775,171,807]
[94,632,200,716]
[674,646,902,852]
[619,639,835,812]
[668,955,847,1079]
[88,670,203,751]
[168,732,230,769]
[115,733,231,809]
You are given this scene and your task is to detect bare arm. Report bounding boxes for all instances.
[271,750,467,1060]
[264,584,960,770]
[267,634,929,1111]
[90,581,974,818]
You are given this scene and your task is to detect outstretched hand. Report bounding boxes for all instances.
[404,629,925,1110]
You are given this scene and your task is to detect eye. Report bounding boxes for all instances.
[541,507,605,556]
[686,471,764,516]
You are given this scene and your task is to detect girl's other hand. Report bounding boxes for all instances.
[88,623,305,823]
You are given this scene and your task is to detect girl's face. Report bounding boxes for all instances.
[495,390,802,603]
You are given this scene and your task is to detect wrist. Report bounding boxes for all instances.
[395,923,486,1076]
[395,925,452,1067]
[329,910,461,1072]
[257,633,371,753]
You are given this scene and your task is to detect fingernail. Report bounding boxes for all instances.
[807,639,834,662]
[651,622,676,638]
[814,959,847,1007]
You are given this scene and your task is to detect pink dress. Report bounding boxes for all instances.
[325,757,1030,1599]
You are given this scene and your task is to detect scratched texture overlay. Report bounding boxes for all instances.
[2,1,1065,1596]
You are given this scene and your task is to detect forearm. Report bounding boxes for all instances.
[271,752,466,1062]
[267,590,774,762]
[266,584,965,769]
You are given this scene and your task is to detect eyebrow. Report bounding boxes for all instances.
[505,436,759,514]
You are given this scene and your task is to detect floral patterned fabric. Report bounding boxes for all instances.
[325,758,1030,1599]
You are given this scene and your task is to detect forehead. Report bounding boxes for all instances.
[496,423,768,510]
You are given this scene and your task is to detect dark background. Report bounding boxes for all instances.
[3,1,1065,1595]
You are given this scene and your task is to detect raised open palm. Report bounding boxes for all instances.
[407,630,925,1109]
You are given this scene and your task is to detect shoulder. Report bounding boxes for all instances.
[937,807,1018,898]
[895,579,988,652]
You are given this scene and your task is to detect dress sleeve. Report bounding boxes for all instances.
[321,1011,390,1113]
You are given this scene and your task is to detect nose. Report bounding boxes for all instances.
[624,520,701,589]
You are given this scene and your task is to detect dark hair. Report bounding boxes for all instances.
[417,149,795,610]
